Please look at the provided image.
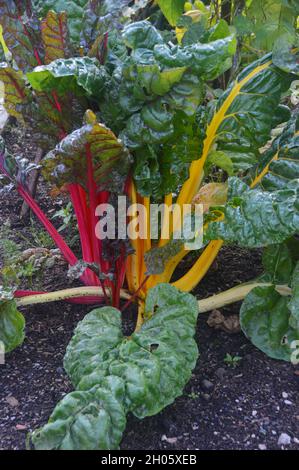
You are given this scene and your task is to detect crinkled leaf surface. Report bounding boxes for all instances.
[0,287,25,353]
[207,55,292,173]
[250,111,299,191]
[42,110,130,191]
[240,285,299,361]
[32,284,199,450]
[27,57,108,97]
[206,177,299,248]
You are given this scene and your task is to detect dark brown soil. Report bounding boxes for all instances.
[0,124,298,451]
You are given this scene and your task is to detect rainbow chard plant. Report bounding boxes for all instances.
[0,0,299,451]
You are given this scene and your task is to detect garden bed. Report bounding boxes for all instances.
[0,135,298,450]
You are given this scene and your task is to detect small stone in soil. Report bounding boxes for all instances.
[258,444,267,450]
[284,400,293,405]
[282,392,288,399]
[215,367,226,380]
[278,433,291,446]
[201,379,214,391]
[15,424,27,431]
[161,435,178,444]
[5,396,19,407]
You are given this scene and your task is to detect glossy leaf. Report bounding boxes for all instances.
[0,287,25,353]
[122,21,164,50]
[209,55,292,173]
[250,111,299,191]
[32,284,199,450]
[42,110,130,191]
[41,10,70,64]
[262,243,294,284]
[153,35,237,80]
[27,57,108,98]
[32,377,127,450]
[206,177,299,248]
[240,285,299,361]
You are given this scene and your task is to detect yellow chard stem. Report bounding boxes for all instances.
[198,283,291,313]
[16,287,130,307]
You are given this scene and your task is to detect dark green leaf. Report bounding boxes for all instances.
[262,243,294,284]
[206,177,299,248]
[289,262,299,330]
[122,21,164,50]
[32,284,199,450]
[27,57,108,98]
[240,285,299,361]
[0,286,25,353]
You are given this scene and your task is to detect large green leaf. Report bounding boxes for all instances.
[240,285,299,361]
[32,378,127,450]
[42,110,130,191]
[234,0,298,52]
[206,177,299,248]
[27,57,108,97]
[250,111,299,191]
[113,20,236,197]
[208,55,292,173]
[32,284,199,450]
[0,287,25,353]
[262,242,295,284]
[156,0,185,27]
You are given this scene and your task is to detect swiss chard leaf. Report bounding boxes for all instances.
[240,285,299,361]
[0,64,30,122]
[250,110,299,191]
[41,10,71,64]
[32,0,89,44]
[206,177,299,248]
[32,284,199,450]
[0,287,25,353]
[207,55,292,173]
[42,110,130,191]
[27,57,108,97]
[0,0,43,71]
